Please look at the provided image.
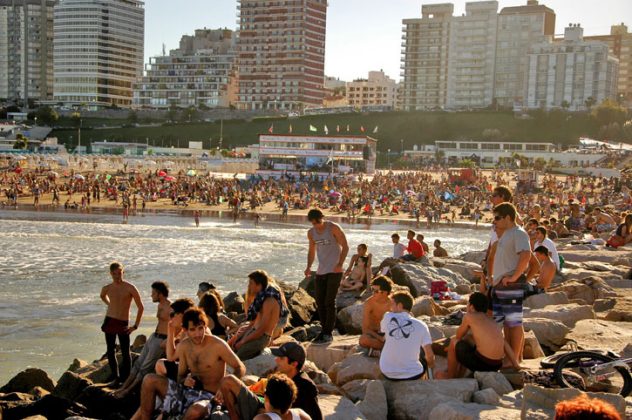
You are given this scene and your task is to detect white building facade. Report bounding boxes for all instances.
[525,25,619,110]
[0,0,55,104]
[53,0,144,107]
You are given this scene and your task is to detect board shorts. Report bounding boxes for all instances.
[455,340,503,373]
[101,316,128,334]
[162,378,214,418]
[492,286,524,328]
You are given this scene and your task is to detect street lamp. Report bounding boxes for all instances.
[387,148,391,169]
[400,139,404,155]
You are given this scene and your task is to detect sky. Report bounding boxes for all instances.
[145,0,631,82]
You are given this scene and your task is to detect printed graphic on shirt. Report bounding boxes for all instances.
[388,317,414,340]
[314,239,332,246]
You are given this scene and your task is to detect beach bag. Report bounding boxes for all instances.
[606,235,626,248]
[431,280,448,295]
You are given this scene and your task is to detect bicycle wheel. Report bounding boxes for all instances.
[540,349,612,369]
[553,351,632,397]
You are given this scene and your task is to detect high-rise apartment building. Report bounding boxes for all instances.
[400,4,452,111]
[236,0,327,111]
[586,23,632,107]
[525,25,619,110]
[346,70,398,109]
[446,1,499,110]
[134,28,236,109]
[0,0,55,104]
[53,0,144,107]
[494,0,555,108]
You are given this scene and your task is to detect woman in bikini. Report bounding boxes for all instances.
[339,243,372,292]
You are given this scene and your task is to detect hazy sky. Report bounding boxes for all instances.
[145,0,630,82]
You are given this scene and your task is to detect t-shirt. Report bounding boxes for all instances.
[379,311,432,379]
[393,242,406,258]
[293,372,323,420]
[534,237,561,271]
[406,239,425,259]
[492,225,531,285]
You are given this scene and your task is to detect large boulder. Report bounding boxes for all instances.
[458,250,486,265]
[520,384,626,420]
[0,368,56,394]
[341,379,370,402]
[306,335,360,372]
[223,291,245,314]
[336,289,364,311]
[390,264,470,297]
[356,380,388,420]
[337,303,364,335]
[605,308,632,322]
[576,261,632,278]
[1,394,87,419]
[523,292,569,309]
[327,353,382,387]
[472,388,501,405]
[524,304,595,328]
[439,259,483,282]
[474,371,513,396]
[522,318,570,351]
[429,401,521,419]
[412,296,451,317]
[383,379,479,420]
[523,330,545,359]
[243,349,277,377]
[566,319,632,354]
[285,286,316,327]
[317,394,367,420]
[559,248,632,267]
[551,278,617,304]
[52,371,93,401]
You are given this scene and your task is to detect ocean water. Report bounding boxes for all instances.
[0,210,487,384]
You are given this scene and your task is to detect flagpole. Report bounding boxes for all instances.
[331,147,334,179]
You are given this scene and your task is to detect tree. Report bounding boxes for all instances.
[13,133,28,150]
[458,158,475,168]
[34,106,59,126]
[434,149,445,164]
[561,100,570,111]
[126,110,138,125]
[584,96,596,111]
[592,99,628,127]
[182,106,198,122]
[533,157,547,171]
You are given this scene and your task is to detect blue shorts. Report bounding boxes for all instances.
[492,287,524,327]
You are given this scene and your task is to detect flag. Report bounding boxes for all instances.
[268,124,273,134]
[346,124,350,132]
[309,125,317,132]
[336,125,340,133]
[288,124,292,134]
[326,148,334,164]
[324,125,329,135]
[373,126,378,134]
[360,126,365,133]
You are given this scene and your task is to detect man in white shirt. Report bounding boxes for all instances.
[391,233,406,258]
[379,291,435,381]
[533,227,560,271]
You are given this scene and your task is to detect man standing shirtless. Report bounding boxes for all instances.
[135,308,246,420]
[359,276,393,356]
[113,281,171,398]
[100,262,144,383]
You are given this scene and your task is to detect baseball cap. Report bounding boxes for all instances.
[198,282,215,294]
[270,342,306,367]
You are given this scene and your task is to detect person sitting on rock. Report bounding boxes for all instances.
[432,239,448,258]
[359,276,393,357]
[379,291,435,381]
[154,298,195,381]
[217,342,322,420]
[531,246,556,293]
[399,230,424,262]
[435,292,519,379]
[339,243,372,292]
[253,373,311,420]
[228,270,289,361]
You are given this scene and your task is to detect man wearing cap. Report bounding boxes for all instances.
[217,342,322,420]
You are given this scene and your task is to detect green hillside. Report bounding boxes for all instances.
[52,110,601,152]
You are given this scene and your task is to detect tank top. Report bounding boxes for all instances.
[209,312,226,337]
[264,410,300,420]
[310,221,342,275]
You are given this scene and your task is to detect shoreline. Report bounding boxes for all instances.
[0,201,492,231]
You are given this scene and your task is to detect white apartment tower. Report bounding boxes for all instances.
[346,70,398,109]
[525,25,619,110]
[53,0,144,107]
[446,1,498,110]
[400,3,452,111]
[0,0,55,104]
[495,0,555,108]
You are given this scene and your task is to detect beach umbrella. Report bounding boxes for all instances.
[164,175,176,182]
[74,174,85,180]
[328,191,342,197]
[157,170,167,177]
[405,190,416,196]
[187,169,196,176]
[105,174,112,180]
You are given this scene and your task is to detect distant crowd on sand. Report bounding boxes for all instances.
[2,166,632,232]
[98,182,629,419]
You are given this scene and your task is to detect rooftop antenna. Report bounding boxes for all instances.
[162,43,166,56]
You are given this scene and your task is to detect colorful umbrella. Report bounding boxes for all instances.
[186,169,196,176]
